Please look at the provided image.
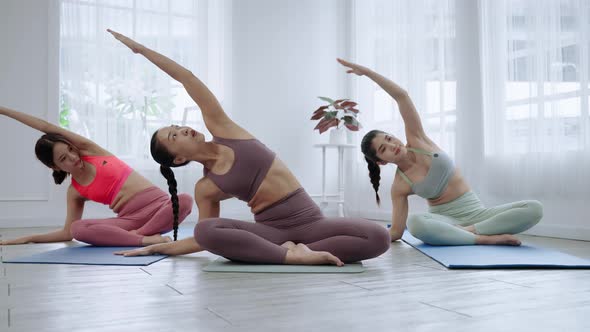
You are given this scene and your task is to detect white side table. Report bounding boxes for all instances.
[313,143,356,217]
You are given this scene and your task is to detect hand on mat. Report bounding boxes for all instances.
[107,29,143,54]
[337,58,370,76]
[114,246,156,257]
[1,236,33,245]
[389,230,402,242]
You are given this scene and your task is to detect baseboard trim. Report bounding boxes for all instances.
[524,224,590,242]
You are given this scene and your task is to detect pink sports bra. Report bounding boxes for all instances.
[71,155,133,205]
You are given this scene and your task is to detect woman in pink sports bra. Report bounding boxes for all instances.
[0,107,193,247]
[108,30,390,265]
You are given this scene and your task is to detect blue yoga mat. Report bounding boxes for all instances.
[2,226,196,266]
[3,246,167,266]
[402,231,590,269]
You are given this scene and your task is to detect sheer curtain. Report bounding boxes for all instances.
[348,0,456,219]
[59,0,230,194]
[480,0,590,198]
[349,0,589,238]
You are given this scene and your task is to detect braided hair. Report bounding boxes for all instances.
[150,130,189,241]
[360,130,386,206]
[34,133,76,184]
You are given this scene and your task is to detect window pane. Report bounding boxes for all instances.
[506,104,538,120]
[171,0,195,15]
[102,0,132,8]
[505,82,537,101]
[60,0,206,163]
[373,90,393,122]
[544,98,581,118]
[137,0,168,12]
[61,2,97,41]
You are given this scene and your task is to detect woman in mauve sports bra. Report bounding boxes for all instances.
[109,30,390,266]
[337,59,543,246]
[0,109,193,247]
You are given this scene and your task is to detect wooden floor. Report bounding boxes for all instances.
[1,223,589,332]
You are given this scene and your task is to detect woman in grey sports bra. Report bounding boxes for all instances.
[108,30,390,265]
[338,59,543,246]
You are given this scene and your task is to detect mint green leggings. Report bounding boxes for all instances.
[407,191,543,245]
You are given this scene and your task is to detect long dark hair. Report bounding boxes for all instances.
[150,130,189,241]
[361,130,385,206]
[34,133,76,185]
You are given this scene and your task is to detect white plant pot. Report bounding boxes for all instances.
[329,127,347,145]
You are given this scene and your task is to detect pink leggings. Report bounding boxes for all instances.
[70,186,193,246]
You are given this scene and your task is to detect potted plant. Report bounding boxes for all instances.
[311,96,360,144]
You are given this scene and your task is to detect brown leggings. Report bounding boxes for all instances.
[195,188,390,263]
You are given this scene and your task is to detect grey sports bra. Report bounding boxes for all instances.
[396,147,455,199]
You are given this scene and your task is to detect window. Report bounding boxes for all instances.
[484,0,590,155]
[357,0,457,157]
[59,0,223,167]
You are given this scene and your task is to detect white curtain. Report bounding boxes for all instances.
[480,0,590,197]
[349,0,456,219]
[59,0,231,194]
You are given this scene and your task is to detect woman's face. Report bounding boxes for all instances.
[371,133,407,164]
[52,142,83,173]
[156,125,205,164]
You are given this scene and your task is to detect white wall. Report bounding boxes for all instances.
[0,0,71,228]
[220,0,351,218]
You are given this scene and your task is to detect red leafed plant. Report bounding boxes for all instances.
[311,96,361,134]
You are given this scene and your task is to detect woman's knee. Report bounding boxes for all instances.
[69,220,86,239]
[526,200,543,220]
[194,218,220,247]
[522,200,543,228]
[368,223,391,256]
[406,213,432,238]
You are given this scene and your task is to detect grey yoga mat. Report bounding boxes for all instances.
[203,257,365,273]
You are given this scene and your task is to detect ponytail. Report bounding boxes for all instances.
[52,170,68,184]
[361,129,386,206]
[365,157,381,206]
[151,130,190,241]
[160,165,179,241]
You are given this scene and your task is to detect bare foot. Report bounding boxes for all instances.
[281,241,296,250]
[142,234,172,246]
[476,234,521,246]
[284,243,344,266]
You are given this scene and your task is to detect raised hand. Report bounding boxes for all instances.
[107,29,144,54]
[337,58,370,76]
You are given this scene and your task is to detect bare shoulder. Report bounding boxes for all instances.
[212,118,256,140]
[79,145,114,157]
[406,134,441,153]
